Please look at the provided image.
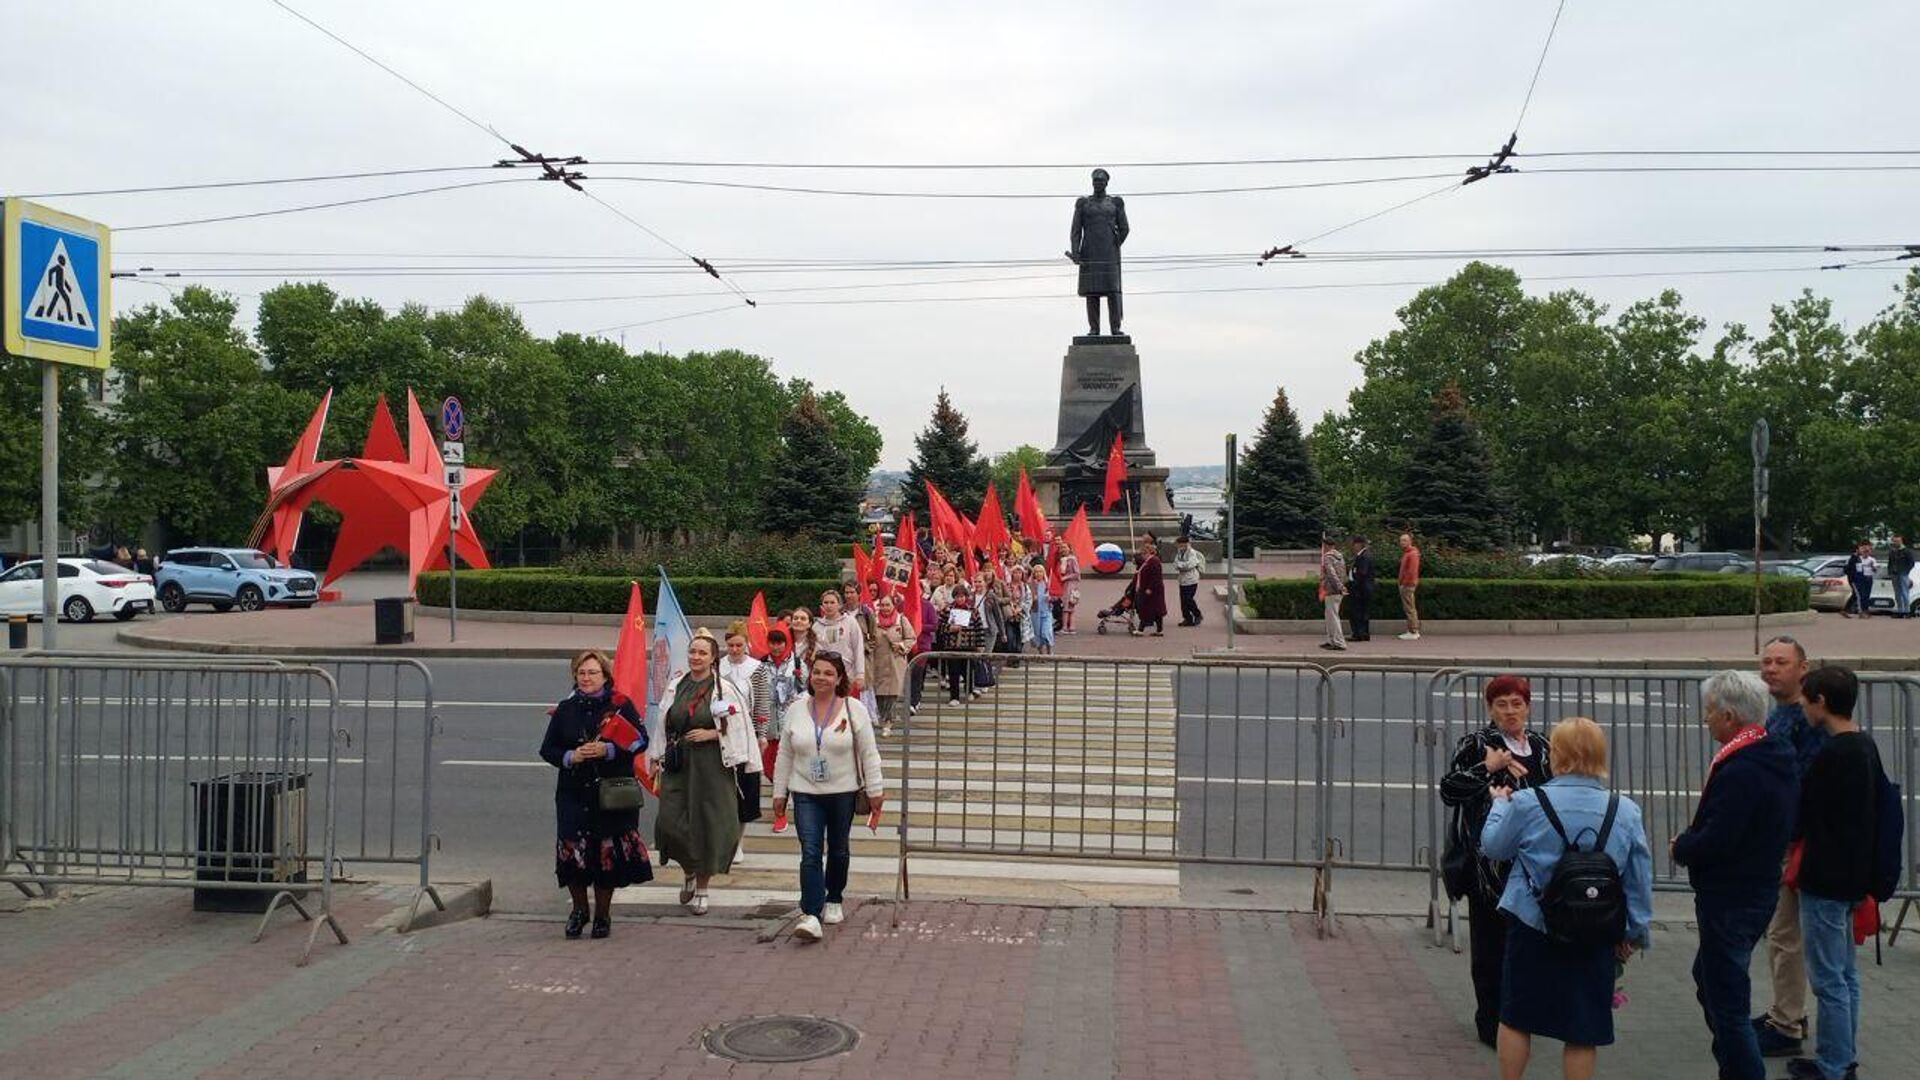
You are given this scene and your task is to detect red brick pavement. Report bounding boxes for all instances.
[1291,914,1487,1079]
[1114,908,1256,1080]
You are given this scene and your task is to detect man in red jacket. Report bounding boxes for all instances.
[1396,533,1423,641]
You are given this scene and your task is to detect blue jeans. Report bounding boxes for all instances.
[793,791,856,917]
[1896,571,1912,617]
[1850,574,1873,615]
[1693,891,1778,1080]
[1800,893,1861,1080]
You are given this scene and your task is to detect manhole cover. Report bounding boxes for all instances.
[706,1015,860,1063]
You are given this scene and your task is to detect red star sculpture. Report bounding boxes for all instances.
[248,387,496,595]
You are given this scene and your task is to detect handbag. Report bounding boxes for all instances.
[735,764,762,823]
[596,773,643,812]
[1441,805,1477,901]
[661,735,685,774]
[848,703,873,817]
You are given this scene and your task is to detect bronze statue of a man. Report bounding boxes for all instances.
[1067,168,1129,336]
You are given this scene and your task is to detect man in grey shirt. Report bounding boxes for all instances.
[1173,535,1207,626]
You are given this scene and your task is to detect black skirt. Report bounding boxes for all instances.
[1499,916,1617,1046]
[554,789,654,889]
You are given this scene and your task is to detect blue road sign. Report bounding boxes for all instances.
[5,200,112,368]
[441,396,465,441]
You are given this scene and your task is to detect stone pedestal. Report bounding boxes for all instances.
[1040,336,1184,545]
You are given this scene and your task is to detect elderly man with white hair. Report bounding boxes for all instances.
[1671,671,1800,1080]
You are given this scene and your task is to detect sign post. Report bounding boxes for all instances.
[1751,418,1769,655]
[6,199,113,894]
[1224,433,1238,651]
[441,396,465,643]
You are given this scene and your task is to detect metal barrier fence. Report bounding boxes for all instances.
[894,654,1920,943]
[25,650,447,930]
[0,656,348,962]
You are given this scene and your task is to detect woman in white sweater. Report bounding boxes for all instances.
[771,652,886,942]
[809,589,867,691]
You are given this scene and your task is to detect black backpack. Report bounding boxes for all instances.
[1532,788,1629,946]
[1872,765,1905,903]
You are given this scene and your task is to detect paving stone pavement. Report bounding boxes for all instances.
[2,885,1917,1078]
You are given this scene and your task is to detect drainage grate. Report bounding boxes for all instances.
[706,1015,860,1063]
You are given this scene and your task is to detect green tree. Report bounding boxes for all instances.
[988,444,1048,503]
[0,355,108,540]
[1234,387,1329,553]
[1390,384,1507,550]
[107,287,313,545]
[761,391,862,539]
[901,389,990,517]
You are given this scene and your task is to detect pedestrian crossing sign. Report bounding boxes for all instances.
[4,199,112,369]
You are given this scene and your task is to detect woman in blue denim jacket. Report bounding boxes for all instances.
[1481,717,1655,1080]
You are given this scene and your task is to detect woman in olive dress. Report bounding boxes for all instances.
[537,649,652,939]
[652,630,757,915]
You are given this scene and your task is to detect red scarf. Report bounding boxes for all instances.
[1704,724,1766,791]
[876,607,900,630]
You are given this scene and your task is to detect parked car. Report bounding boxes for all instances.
[1527,553,1605,570]
[1603,553,1657,570]
[1649,551,1752,573]
[0,558,157,622]
[1868,566,1920,616]
[1801,555,1859,612]
[155,547,319,613]
[1761,559,1813,578]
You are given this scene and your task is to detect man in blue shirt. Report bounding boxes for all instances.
[1753,635,1825,1057]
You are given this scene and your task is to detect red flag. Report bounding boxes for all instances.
[1064,505,1097,569]
[1015,467,1050,543]
[746,591,771,657]
[1102,432,1129,513]
[610,582,658,795]
[853,543,872,596]
[898,511,919,560]
[975,483,1011,553]
[925,482,967,549]
[902,555,924,638]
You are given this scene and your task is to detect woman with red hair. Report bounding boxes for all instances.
[1441,674,1554,1049]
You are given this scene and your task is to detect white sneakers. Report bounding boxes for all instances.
[793,914,823,942]
[822,902,845,925]
[1397,631,1421,640]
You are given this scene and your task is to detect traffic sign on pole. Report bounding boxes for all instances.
[440,396,465,441]
[4,200,113,369]
[441,440,464,465]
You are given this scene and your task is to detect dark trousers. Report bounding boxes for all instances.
[1179,583,1202,625]
[1693,891,1778,1080]
[943,656,971,700]
[1850,574,1874,615]
[794,791,856,917]
[1467,893,1508,1044]
[909,661,927,708]
[1349,588,1372,638]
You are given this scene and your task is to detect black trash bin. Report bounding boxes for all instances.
[374,595,415,644]
[191,771,310,912]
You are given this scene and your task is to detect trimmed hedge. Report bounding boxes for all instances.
[416,571,841,616]
[1243,575,1810,621]
[559,536,840,580]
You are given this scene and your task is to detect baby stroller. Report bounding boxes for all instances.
[1094,581,1139,635]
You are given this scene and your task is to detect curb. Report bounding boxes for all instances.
[116,627,585,660]
[1229,610,1819,637]
[398,880,493,933]
[1189,648,1920,672]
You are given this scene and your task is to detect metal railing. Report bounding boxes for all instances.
[24,650,447,931]
[0,656,348,963]
[892,655,1920,944]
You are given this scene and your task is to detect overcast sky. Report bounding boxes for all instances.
[12,2,1917,467]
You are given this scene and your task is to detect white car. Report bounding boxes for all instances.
[0,558,158,622]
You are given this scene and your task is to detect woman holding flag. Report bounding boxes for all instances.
[654,630,757,916]
[538,649,652,939]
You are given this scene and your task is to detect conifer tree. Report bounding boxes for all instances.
[760,391,863,539]
[901,389,990,518]
[1234,387,1331,554]
[1390,383,1507,550]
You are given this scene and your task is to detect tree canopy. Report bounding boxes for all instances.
[1309,265,1920,552]
[1233,387,1328,554]
[901,389,991,517]
[38,283,880,559]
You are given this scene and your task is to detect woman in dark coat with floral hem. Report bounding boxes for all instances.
[1441,674,1552,1048]
[539,648,653,939]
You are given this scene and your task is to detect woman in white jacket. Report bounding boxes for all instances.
[650,629,760,915]
[771,652,885,942]
[810,589,867,692]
